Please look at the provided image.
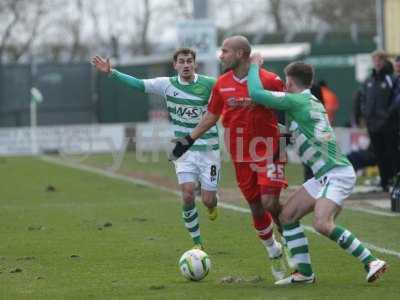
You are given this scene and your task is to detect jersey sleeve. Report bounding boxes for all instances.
[109,69,145,92]
[262,72,285,92]
[207,83,224,115]
[142,77,170,97]
[248,64,294,111]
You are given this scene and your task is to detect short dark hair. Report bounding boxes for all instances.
[371,50,388,60]
[173,48,196,62]
[284,62,314,88]
[395,55,400,62]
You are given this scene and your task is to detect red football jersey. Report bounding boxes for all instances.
[208,68,284,162]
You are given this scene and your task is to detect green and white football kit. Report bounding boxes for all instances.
[248,63,385,284]
[143,74,220,191]
[246,65,354,205]
[283,93,355,206]
[110,70,221,191]
[109,70,220,248]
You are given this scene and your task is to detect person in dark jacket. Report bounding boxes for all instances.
[391,57,400,175]
[360,51,399,191]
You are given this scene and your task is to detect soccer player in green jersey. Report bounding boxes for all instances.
[247,53,387,285]
[92,48,219,250]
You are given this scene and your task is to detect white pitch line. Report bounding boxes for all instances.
[40,156,400,259]
[40,156,181,196]
[345,206,399,217]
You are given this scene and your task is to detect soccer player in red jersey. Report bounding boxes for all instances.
[171,36,288,280]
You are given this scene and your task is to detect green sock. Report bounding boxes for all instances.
[329,225,376,266]
[283,222,313,276]
[182,204,201,245]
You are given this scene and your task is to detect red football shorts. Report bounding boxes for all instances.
[233,160,288,203]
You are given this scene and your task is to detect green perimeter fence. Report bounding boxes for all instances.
[0,57,365,127]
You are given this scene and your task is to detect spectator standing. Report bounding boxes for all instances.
[391,56,400,175]
[394,56,400,77]
[360,51,399,191]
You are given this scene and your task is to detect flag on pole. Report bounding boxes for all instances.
[30,87,43,103]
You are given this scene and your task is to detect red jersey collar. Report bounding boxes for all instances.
[232,72,248,84]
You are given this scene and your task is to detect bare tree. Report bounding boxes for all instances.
[0,0,48,62]
[127,0,175,55]
[85,0,125,59]
[2,0,377,64]
[87,0,161,57]
[311,0,376,29]
[266,0,325,37]
[86,0,106,50]
[68,0,85,61]
[211,0,265,38]
[0,0,22,62]
[269,0,285,33]
[8,1,46,62]
[174,0,192,19]
[38,0,91,62]
[135,0,152,55]
[212,0,307,38]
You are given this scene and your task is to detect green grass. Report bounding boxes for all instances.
[78,151,305,187]
[0,157,399,300]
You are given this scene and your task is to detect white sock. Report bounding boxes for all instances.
[261,237,281,258]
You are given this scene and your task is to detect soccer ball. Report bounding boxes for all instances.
[178,249,211,281]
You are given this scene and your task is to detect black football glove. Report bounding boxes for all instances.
[281,133,293,145]
[169,135,195,161]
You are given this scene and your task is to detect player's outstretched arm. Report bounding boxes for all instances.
[169,111,219,160]
[91,55,145,92]
[247,55,291,111]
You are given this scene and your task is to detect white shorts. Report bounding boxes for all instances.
[303,166,356,206]
[174,150,221,191]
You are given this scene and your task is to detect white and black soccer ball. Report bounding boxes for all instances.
[178,249,211,281]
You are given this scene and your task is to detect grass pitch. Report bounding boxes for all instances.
[0,156,399,299]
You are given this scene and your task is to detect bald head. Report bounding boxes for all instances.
[219,35,252,72]
[223,35,251,58]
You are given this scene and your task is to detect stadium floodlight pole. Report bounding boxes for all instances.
[30,98,37,155]
[375,0,385,50]
[192,0,218,77]
[29,48,37,156]
[29,46,43,155]
[30,87,43,155]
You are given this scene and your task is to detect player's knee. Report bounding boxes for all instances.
[248,201,264,218]
[182,189,195,204]
[313,218,331,236]
[261,199,280,216]
[279,208,294,224]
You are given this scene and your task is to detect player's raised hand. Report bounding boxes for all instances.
[250,53,263,66]
[91,56,112,74]
[169,135,195,161]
